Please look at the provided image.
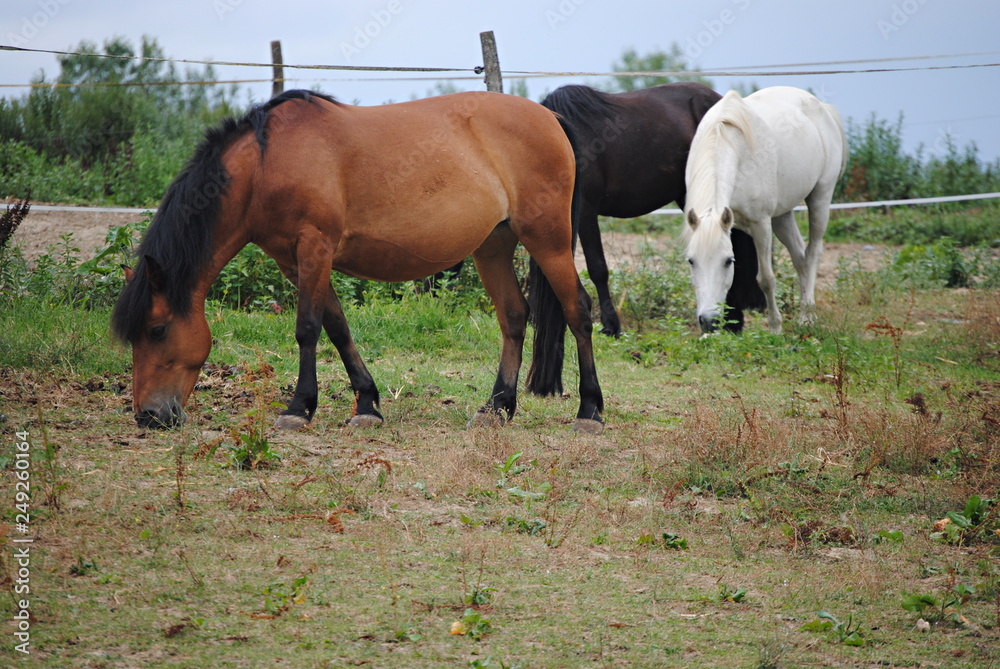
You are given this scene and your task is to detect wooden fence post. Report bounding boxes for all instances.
[479,31,503,93]
[270,40,284,97]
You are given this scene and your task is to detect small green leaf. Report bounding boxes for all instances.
[506,487,546,500]
[842,631,866,647]
[816,610,839,624]
[963,495,982,519]
[799,619,834,632]
[901,593,937,612]
[661,532,688,550]
[946,511,973,529]
[875,529,904,543]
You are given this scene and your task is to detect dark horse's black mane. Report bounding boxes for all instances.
[541,85,624,136]
[111,90,338,343]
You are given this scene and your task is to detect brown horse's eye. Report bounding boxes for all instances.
[149,325,167,341]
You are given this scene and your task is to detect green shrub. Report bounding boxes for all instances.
[838,113,920,202]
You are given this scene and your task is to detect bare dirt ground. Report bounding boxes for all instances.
[9,206,146,262]
[9,206,891,288]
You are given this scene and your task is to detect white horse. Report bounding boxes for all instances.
[683,86,847,334]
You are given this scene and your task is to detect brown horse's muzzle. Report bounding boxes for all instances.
[136,399,188,429]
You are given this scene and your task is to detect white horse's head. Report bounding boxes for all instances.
[685,207,735,333]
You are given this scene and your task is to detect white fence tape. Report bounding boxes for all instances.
[650,191,1000,216]
[13,191,1000,216]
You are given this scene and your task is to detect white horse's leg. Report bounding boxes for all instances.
[798,191,833,324]
[771,210,811,322]
[748,219,782,334]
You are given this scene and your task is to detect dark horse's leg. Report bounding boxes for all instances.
[468,223,527,426]
[421,260,464,294]
[577,201,622,337]
[273,259,382,430]
[723,228,766,333]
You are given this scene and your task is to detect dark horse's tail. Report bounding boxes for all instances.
[525,115,586,397]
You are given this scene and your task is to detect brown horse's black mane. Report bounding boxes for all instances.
[111,90,337,343]
[540,85,624,137]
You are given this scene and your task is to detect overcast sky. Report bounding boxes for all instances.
[3,0,999,166]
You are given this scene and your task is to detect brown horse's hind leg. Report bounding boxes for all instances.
[468,223,528,427]
[524,243,604,434]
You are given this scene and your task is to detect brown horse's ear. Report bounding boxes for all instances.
[143,255,167,293]
[721,207,734,231]
[122,265,135,284]
[686,209,700,230]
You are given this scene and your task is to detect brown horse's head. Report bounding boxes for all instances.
[112,93,327,428]
[119,259,212,428]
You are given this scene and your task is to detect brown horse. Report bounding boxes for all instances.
[112,90,604,433]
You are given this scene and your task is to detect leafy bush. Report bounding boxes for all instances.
[0,36,238,206]
[0,208,493,317]
[835,113,1000,203]
[827,201,1000,247]
[893,239,971,289]
[606,241,693,332]
[838,113,920,202]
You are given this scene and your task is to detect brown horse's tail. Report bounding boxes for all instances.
[526,115,585,397]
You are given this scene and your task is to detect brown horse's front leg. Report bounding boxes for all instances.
[272,239,333,430]
[320,284,383,427]
[274,299,325,430]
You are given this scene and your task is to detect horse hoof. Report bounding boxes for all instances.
[571,418,604,435]
[467,410,507,429]
[347,414,384,428]
[273,414,310,431]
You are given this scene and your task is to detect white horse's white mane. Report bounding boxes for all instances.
[685,91,755,221]
[683,93,757,255]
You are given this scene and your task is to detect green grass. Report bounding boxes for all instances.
[1,218,999,668]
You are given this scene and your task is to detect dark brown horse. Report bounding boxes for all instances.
[538,83,764,336]
[112,90,603,433]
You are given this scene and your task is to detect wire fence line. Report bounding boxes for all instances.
[2,43,999,89]
[0,78,278,89]
[0,44,471,74]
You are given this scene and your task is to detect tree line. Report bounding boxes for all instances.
[1,36,997,206]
